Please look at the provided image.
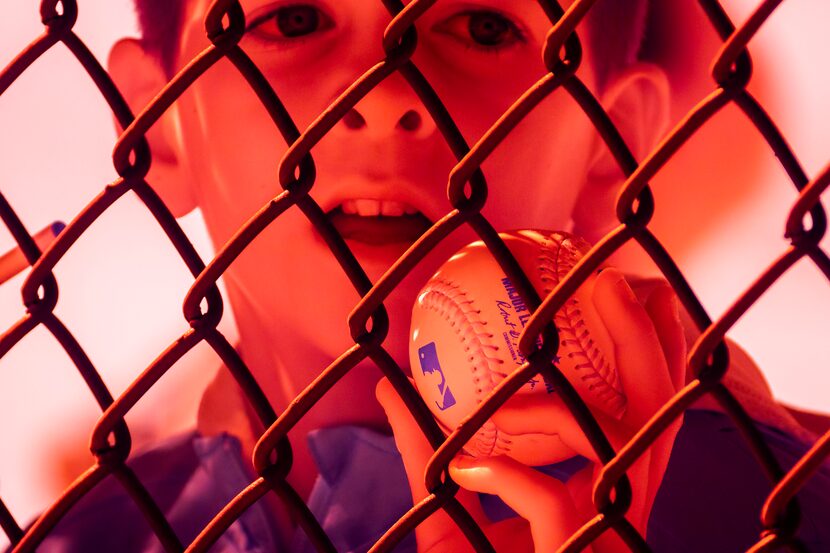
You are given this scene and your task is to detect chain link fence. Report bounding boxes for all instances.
[1,0,828,551]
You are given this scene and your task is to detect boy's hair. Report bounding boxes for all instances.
[133,0,650,90]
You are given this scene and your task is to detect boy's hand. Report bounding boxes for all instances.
[377,377,575,553]
[491,269,687,540]
[376,269,686,552]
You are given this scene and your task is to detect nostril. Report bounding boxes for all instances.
[397,110,422,132]
[342,108,366,130]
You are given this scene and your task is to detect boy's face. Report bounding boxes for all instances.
[163,0,601,394]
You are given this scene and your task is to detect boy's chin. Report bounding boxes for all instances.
[376,303,416,374]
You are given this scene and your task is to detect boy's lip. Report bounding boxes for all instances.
[327,208,433,245]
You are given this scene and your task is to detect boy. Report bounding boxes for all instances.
[35,0,830,551]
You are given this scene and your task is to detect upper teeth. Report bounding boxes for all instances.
[340,199,419,216]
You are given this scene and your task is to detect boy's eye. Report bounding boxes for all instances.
[275,5,319,37]
[433,10,526,51]
[247,4,332,42]
[468,12,512,46]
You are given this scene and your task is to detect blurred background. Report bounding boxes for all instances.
[0,0,828,548]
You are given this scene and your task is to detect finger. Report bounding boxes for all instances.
[488,392,599,463]
[644,283,687,394]
[450,455,583,553]
[592,270,679,534]
[376,378,486,549]
[640,282,687,526]
[592,269,675,426]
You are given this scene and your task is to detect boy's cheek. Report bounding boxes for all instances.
[174,84,283,199]
[476,142,588,232]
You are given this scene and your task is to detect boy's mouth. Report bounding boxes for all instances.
[327,199,433,245]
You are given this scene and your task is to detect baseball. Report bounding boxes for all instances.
[409,229,625,465]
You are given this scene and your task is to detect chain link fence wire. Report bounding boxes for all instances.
[0,0,828,551]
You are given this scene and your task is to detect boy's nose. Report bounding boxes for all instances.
[342,107,425,135]
[341,81,436,140]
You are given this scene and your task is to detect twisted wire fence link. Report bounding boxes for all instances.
[0,0,827,551]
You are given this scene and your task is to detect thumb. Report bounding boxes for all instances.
[376,378,486,546]
[450,455,584,553]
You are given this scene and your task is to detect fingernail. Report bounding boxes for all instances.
[614,274,638,303]
[668,289,681,322]
[451,454,477,470]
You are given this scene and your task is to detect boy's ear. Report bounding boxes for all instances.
[107,38,196,217]
[572,63,670,243]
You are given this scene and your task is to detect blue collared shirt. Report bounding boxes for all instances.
[34,409,830,552]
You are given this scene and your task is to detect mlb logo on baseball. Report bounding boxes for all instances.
[409,230,626,463]
[417,342,456,412]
